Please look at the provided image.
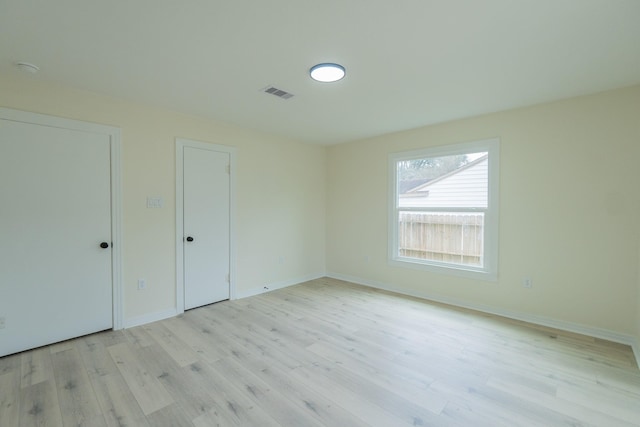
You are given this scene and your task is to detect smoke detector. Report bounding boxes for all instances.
[15,62,40,74]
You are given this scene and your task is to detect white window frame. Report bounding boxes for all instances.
[388,138,499,281]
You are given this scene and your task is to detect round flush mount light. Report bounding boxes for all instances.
[15,62,40,74]
[309,63,345,83]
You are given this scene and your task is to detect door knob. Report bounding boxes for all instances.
[100,242,109,249]
[186,236,194,242]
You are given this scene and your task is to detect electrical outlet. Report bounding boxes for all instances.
[138,279,146,290]
[0,317,5,329]
[522,277,533,288]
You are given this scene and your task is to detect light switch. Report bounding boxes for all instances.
[147,197,163,208]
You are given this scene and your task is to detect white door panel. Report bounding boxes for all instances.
[183,146,230,309]
[0,119,112,357]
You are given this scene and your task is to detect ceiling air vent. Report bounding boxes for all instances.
[263,86,294,100]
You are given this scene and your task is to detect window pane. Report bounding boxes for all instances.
[390,139,498,279]
[398,211,484,266]
[398,152,488,208]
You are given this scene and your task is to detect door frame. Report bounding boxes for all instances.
[175,138,237,314]
[0,107,124,330]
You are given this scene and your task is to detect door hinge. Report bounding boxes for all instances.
[225,273,230,283]
[225,164,230,174]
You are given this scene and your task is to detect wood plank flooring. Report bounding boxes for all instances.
[1,277,639,426]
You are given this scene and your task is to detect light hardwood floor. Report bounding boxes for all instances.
[1,277,639,426]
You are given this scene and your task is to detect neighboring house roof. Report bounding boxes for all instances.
[398,178,430,194]
[399,154,488,208]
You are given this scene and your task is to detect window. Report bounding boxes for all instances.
[389,139,499,280]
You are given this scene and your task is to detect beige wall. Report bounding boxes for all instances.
[3,71,639,344]
[327,85,640,337]
[1,73,326,321]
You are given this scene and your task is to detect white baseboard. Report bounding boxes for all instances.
[124,308,178,328]
[632,339,640,369]
[326,271,640,369]
[236,272,326,299]
[122,272,324,328]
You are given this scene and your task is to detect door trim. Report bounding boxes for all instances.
[0,107,124,330]
[176,138,237,314]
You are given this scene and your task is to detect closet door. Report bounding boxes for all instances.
[182,146,230,309]
[0,118,113,357]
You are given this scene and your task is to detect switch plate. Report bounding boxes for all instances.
[138,279,146,290]
[146,197,163,208]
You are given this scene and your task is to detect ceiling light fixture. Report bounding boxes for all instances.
[309,63,345,83]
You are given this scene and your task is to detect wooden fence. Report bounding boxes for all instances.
[398,212,484,266]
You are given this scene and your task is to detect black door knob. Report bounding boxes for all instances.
[186,236,194,242]
[100,242,109,249]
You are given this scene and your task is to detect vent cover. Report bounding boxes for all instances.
[263,86,294,100]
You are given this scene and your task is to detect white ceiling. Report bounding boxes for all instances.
[2,0,639,145]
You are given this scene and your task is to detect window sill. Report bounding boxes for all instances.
[389,257,498,282]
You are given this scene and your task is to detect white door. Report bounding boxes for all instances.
[183,146,230,309]
[0,119,113,357]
